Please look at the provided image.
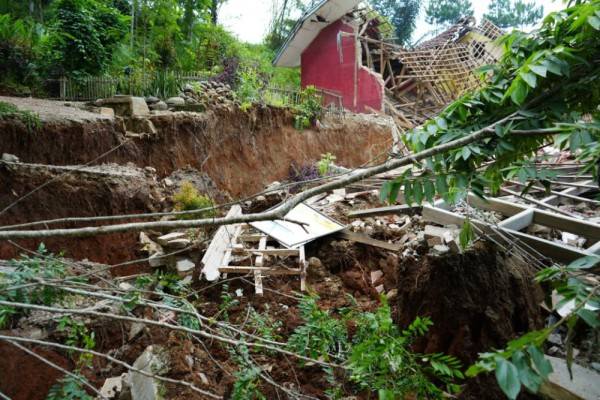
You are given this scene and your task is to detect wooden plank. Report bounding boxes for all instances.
[231,248,300,256]
[239,234,267,242]
[533,209,600,242]
[218,266,301,275]
[200,205,242,281]
[299,245,307,292]
[347,205,422,218]
[498,209,534,231]
[541,180,594,206]
[466,194,527,217]
[336,229,402,251]
[254,236,266,295]
[422,206,591,264]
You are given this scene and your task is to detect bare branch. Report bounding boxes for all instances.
[0,113,520,240]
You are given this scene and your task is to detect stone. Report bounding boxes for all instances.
[176,258,195,276]
[432,244,450,255]
[145,96,160,104]
[370,270,384,284]
[129,346,169,400]
[386,289,398,300]
[307,257,326,279]
[547,332,562,346]
[119,282,135,291]
[157,232,187,246]
[98,107,115,117]
[148,252,166,268]
[163,178,174,187]
[1,153,20,163]
[101,96,149,117]
[166,97,185,107]
[166,238,192,249]
[183,84,194,92]
[149,101,168,111]
[129,322,145,340]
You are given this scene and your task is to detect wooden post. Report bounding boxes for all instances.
[59,77,66,101]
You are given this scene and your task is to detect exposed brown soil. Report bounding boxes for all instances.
[0,103,392,266]
[0,105,393,198]
[394,242,545,399]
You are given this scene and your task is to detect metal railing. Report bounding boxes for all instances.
[261,86,345,117]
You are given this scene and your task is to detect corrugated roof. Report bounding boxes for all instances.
[273,0,361,67]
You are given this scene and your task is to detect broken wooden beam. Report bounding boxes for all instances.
[200,205,242,281]
[336,229,402,251]
[347,204,422,218]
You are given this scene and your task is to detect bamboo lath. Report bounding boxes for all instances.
[357,17,503,128]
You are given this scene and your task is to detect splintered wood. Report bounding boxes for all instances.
[358,17,502,127]
[202,219,307,295]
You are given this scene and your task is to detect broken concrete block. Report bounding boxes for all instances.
[370,270,384,284]
[101,95,149,117]
[148,252,166,268]
[176,257,195,276]
[540,355,600,400]
[100,375,125,399]
[165,238,191,249]
[98,107,114,117]
[157,232,187,246]
[129,346,169,400]
[432,244,450,255]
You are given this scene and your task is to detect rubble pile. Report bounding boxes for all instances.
[165,82,239,112]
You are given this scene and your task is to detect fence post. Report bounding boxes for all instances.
[59,77,66,101]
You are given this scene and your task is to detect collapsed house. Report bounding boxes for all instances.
[274,0,503,127]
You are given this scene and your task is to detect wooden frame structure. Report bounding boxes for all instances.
[356,16,503,127]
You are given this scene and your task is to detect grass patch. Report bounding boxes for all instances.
[0,101,41,133]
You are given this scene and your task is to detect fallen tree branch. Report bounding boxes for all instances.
[0,299,342,369]
[0,112,524,240]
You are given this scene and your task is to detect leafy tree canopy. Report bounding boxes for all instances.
[369,0,421,45]
[425,0,474,27]
[484,0,544,28]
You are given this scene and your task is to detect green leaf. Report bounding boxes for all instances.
[520,71,537,88]
[436,175,449,197]
[424,179,436,203]
[527,345,553,379]
[459,218,474,250]
[530,64,548,77]
[512,351,543,393]
[511,80,529,105]
[577,309,600,328]
[588,15,600,30]
[413,180,424,205]
[495,358,521,400]
[388,181,401,204]
[436,117,448,130]
[403,179,413,205]
[568,255,600,269]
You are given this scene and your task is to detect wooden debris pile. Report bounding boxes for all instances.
[356,15,503,128]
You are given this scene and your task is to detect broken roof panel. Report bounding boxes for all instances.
[273,0,362,67]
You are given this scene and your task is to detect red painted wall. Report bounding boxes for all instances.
[300,19,384,113]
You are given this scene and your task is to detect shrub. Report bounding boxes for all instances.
[0,101,41,132]
[293,86,323,130]
[172,181,215,220]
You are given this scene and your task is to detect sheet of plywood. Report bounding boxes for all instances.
[201,205,242,281]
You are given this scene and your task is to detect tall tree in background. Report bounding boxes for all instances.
[209,0,227,24]
[369,0,421,45]
[425,0,473,27]
[484,0,544,29]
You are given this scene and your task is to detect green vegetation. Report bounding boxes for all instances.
[292,85,323,130]
[425,0,474,27]
[0,1,300,99]
[172,181,215,219]
[46,374,93,400]
[379,0,600,396]
[0,244,72,328]
[287,295,463,398]
[484,0,544,29]
[369,0,421,45]
[317,152,337,176]
[0,101,41,132]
